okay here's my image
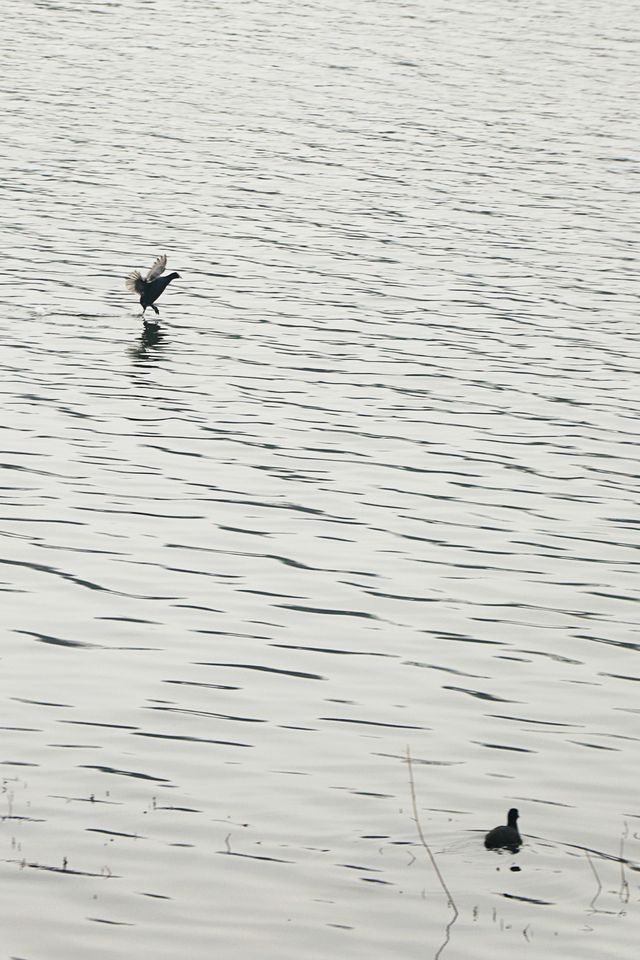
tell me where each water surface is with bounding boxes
[0,1,639,958]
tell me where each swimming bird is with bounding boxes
[484,808,521,852]
[126,255,180,318]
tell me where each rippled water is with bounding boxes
[1,1,639,957]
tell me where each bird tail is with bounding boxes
[126,271,145,295]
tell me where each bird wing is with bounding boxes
[126,270,145,295]
[145,255,167,281]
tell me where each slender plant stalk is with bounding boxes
[406,746,459,920]
[619,825,629,903]
[585,850,602,909]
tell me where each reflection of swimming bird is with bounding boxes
[126,255,180,317]
[484,808,521,851]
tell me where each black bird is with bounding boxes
[126,255,180,318]
[484,808,521,852]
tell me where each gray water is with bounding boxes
[1,1,639,957]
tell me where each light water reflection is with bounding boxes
[1,0,639,958]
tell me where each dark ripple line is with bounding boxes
[406,660,488,679]
[578,634,640,653]
[221,851,293,864]
[320,717,425,730]
[15,629,95,649]
[61,721,137,730]
[599,672,640,683]
[5,859,118,878]
[13,697,71,708]
[490,715,579,728]
[276,603,377,619]
[147,706,265,724]
[354,587,437,603]
[166,544,378,578]
[273,642,393,658]
[0,726,41,732]
[0,557,107,593]
[501,893,554,906]
[570,740,618,751]
[80,765,170,783]
[515,648,582,665]
[78,506,204,519]
[194,628,271,640]
[196,661,325,681]
[0,516,84,525]
[133,732,252,748]
[188,494,327,517]
[164,680,240,691]
[87,829,145,839]
[88,918,134,926]
[0,558,175,600]
[443,686,516,703]
[473,741,535,753]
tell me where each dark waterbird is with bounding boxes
[484,808,521,852]
[126,254,180,318]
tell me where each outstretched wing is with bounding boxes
[126,270,145,295]
[145,255,167,282]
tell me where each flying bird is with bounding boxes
[126,255,180,318]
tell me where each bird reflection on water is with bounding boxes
[128,320,168,363]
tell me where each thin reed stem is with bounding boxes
[585,850,602,909]
[619,825,629,903]
[406,746,459,920]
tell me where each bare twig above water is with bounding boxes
[585,850,602,910]
[406,747,458,915]
[406,747,458,959]
[619,823,629,904]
